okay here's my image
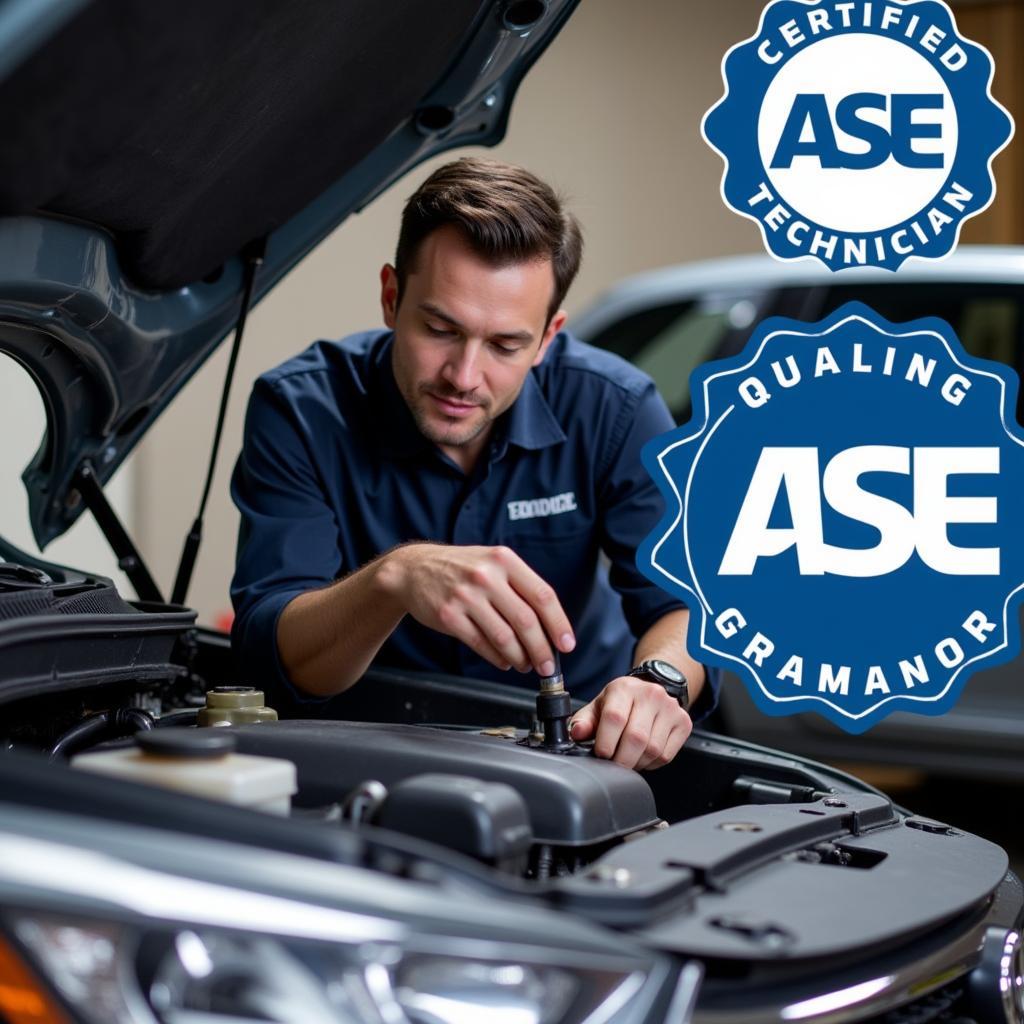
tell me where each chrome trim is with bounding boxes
[666,962,705,1024]
[782,978,895,1021]
[998,930,1022,1024]
[0,833,402,944]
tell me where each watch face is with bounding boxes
[651,659,685,683]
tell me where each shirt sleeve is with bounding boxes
[597,381,720,722]
[229,376,341,705]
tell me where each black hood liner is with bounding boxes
[0,0,483,289]
[0,0,578,554]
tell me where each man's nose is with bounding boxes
[442,343,483,393]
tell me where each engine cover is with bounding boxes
[229,720,659,846]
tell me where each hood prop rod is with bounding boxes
[75,461,164,603]
[171,238,266,607]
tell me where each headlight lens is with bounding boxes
[12,918,143,1024]
[393,956,578,1024]
[10,911,647,1024]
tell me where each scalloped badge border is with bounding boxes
[639,305,1024,733]
[700,0,1015,272]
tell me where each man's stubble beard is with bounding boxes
[410,385,493,448]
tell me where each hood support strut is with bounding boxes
[171,238,265,607]
[75,461,163,604]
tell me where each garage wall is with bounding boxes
[127,0,1022,628]
[955,0,1024,245]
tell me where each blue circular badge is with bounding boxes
[702,0,1013,271]
[638,303,1024,733]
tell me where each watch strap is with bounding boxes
[629,660,690,711]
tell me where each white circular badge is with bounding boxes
[757,34,957,233]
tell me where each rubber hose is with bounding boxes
[49,707,155,760]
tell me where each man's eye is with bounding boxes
[426,323,455,337]
[492,342,521,356]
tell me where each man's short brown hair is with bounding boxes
[394,157,583,323]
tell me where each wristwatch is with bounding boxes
[628,659,689,710]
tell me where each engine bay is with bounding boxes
[0,615,1016,993]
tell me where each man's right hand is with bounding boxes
[378,543,576,675]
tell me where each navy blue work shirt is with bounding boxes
[230,329,716,715]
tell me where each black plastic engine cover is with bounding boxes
[376,774,533,871]
[229,720,659,845]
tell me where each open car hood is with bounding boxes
[0,0,577,550]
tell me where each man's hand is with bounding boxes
[568,676,692,770]
[379,543,576,674]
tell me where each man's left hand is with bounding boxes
[568,676,692,771]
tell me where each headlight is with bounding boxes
[0,827,664,1024]
[10,912,644,1024]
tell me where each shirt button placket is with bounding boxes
[453,495,474,546]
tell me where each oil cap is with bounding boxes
[137,729,236,759]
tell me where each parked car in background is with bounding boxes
[574,249,1024,783]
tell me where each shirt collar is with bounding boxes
[499,367,566,453]
[369,332,566,461]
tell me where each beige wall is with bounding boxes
[132,0,769,625]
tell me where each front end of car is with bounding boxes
[0,662,1020,1024]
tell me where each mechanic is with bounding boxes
[230,157,718,770]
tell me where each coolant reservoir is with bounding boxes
[72,729,297,815]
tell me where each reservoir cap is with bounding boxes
[137,729,237,759]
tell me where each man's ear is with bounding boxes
[533,309,567,366]
[380,264,399,328]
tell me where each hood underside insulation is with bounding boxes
[0,0,483,288]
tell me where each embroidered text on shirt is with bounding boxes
[507,491,578,521]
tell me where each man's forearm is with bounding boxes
[634,608,706,707]
[276,541,579,700]
[276,550,409,698]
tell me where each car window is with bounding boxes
[586,300,696,361]
[632,306,732,416]
[587,293,771,421]
[590,281,1024,422]
[815,283,1024,371]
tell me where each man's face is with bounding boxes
[381,225,566,469]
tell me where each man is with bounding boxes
[231,157,717,770]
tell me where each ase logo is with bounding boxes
[638,303,1024,733]
[702,0,1013,271]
